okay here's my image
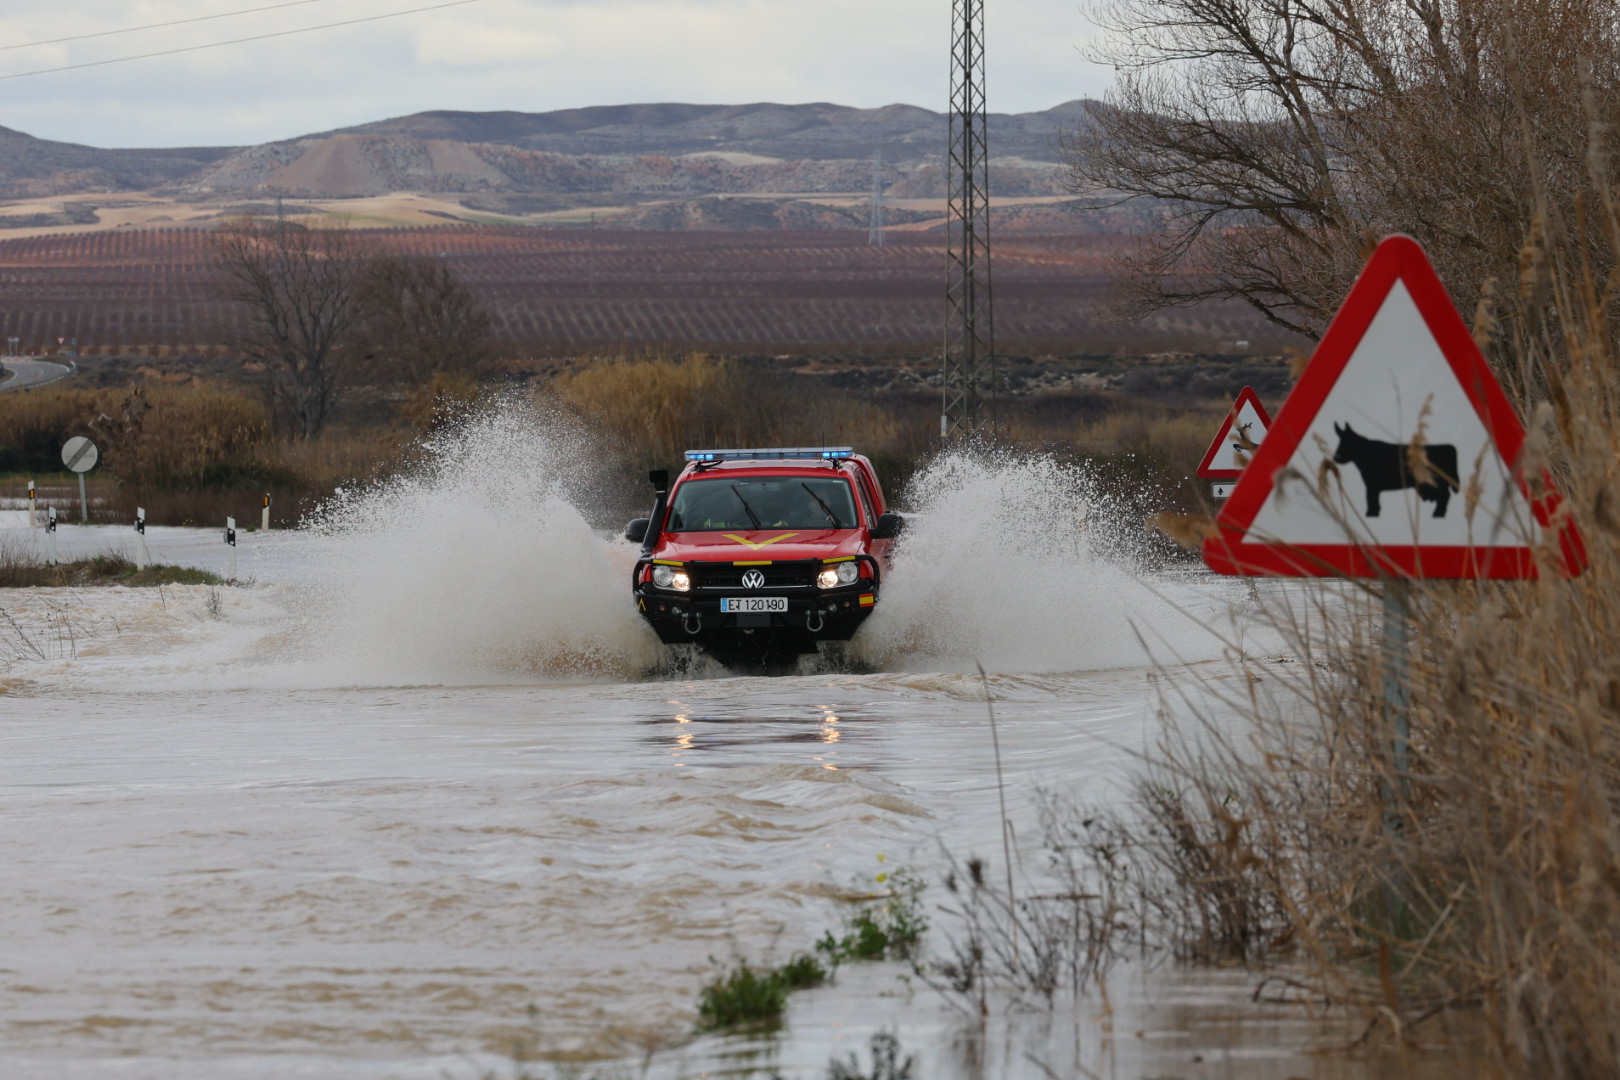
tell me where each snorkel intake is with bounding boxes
[642,469,669,555]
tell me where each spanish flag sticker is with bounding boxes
[859,593,875,607]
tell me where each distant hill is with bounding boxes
[0,125,234,198]
[326,100,1091,162]
[0,100,1095,215]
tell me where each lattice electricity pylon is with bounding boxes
[868,150,886,248]
[941,0,995,439]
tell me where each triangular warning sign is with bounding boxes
[1196,386,1272,479]
[1203,235,1584,579]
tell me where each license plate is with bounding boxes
[721,597,787,613]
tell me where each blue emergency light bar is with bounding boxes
[684,447,854,462]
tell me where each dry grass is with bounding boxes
[548,353,903,467]
[1077,120,1620,1079]
[0,378,412,526]
[0,545,220,588]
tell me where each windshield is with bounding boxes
[666,476,859,532]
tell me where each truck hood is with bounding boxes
[654,528,865,563]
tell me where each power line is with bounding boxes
[0,0,481,81]
[1,0,338,53]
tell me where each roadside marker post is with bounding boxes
[261,494,271,532]
[26,480,36,528]
[225,516,237,582]
[134,507,149,570]
[1200,235,1586,902]
[1196,386,1272,502]
[44,505,58,564]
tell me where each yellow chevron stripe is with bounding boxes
[721,532,799,551]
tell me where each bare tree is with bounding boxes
[352,255,492,385]
[1066,0,1620,342]
[214,217,365,439]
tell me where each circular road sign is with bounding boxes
[61,436,99,474]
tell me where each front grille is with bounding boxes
[687,559,818,591]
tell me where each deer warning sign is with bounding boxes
[1203,235,1585,579]
[1196,385,1272,480]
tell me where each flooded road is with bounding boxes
[2,659,1160,1077]
[0,425,1466,1078]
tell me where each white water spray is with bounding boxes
[295,402,662,684]
[855,449,1232,673]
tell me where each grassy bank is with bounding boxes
[0,548,221,588]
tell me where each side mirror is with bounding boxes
[624,518,649,544]
[869,512,905,540]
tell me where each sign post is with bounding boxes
[1196,386,1272,500]
[60,436,99,522]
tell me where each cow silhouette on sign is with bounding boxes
[1331,423,1459,518]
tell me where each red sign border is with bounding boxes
[1201,235,1586,580]
[1196,385,1273,479]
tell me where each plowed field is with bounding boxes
[0,225,1269,357]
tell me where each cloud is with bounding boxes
[0,0,1112,147]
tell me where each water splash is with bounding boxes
[296,401,663,684]
[854,448,1230,673]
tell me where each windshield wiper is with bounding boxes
[801,482,845,528]
[730,485,763,529]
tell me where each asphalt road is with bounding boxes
[0,356,75,391]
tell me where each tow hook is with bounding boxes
[806,610,825,633]
[683,612,703,636]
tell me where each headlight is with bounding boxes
[652,566,691,592]
[817,562,861,589]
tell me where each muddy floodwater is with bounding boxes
[0,428,1470,1079]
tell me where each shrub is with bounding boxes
[694,953,827,1032]
[0,384,270,490]
[548,353,899,473]
[817,865,928,965]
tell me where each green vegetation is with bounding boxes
[694,952,828,1032]
[693,861,927,1034]
[817,866,928,965]
[0,549,221,588]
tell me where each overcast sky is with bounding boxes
[0,0,1113,149]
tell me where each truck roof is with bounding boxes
[680,458,848,476]
[674,450,889,515]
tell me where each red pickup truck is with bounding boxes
[624,447,903,666]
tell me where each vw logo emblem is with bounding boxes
[741,569,767,590]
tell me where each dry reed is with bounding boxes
[1087,102,1620,1080]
